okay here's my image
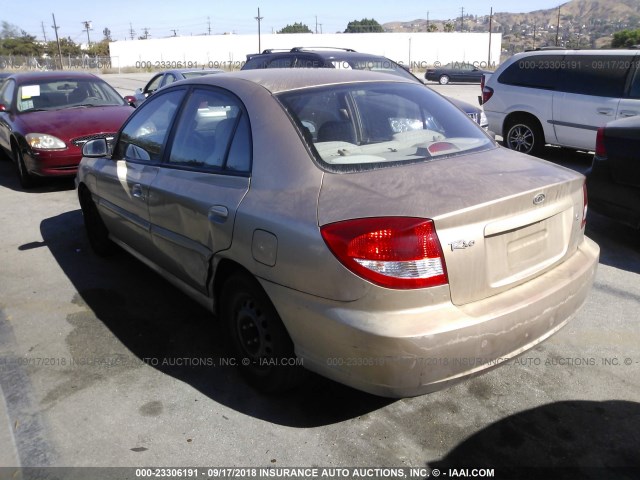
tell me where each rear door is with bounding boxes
[552,54,631,150]
[147,87,251,293]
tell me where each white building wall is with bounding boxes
[109,32,502,70]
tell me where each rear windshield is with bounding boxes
[331,58,417,81]
[277,82,494,172]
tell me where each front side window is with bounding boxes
[161,73,178,87]
[558,55,632,98]
[167,88,251,172]
[114,89,185,162]
[278,82,494,171]
[144,75,163,94]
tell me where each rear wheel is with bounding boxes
[439,75,450,85]
[79,187,116,256]
[221,272,304,393]
[504,117,544,155]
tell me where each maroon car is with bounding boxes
[0,71,133,188]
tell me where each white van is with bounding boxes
[482,49,640,155]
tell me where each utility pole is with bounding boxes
[129,23,136,40]
[41,21,48,43]
[82,21,92,48]
[488,7,493,66]
[533,22,537,49]
[315,15,318,34]
[319,24,323,34]
[51,13,63,70]
[142,28,150,39]
[426,11,429,32]
[207,16,211,35]
[555,6,561,46]
[171,29,178,37]
[460,7,464,32]
[255,8,263,52]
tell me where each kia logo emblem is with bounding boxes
[533,193,546,205]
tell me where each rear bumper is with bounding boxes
[262,236,599,397]
[484,110,506,137]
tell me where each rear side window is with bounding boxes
[167,88,251,173]
[498,55,564,90]
[557,55,632,97]
[267,57,295,68]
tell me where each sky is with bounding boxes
[1,0,565,42]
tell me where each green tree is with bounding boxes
[1,21,21,39]
[444,22,455,32]
[87,39,110,56]
[427,24,438,32]
[612,29,640,48]
[0,31,43,56]
[344,18,383,33]
[278,22,312,34]
[46,37,82,57]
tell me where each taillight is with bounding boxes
[481,74,486,91]
[482,85,494,104]
[320,217,448,289]
[581,181,588,229]
[595,127,606,158]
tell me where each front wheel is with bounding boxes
[13,146,35,189]
[221,272,305,393]
[439,75,450,85]
[504,118,544,155]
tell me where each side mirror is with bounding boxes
[123,95,137,107]
[82,138,109,158]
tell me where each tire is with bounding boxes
[504,117,544,156]
[439,75,450,85]
[13,146,36,189]
[221,272,305,393]
[79,188,116,256]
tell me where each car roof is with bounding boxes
[252,48,393,61]
[177,68,414,94]
[6,71,101,84]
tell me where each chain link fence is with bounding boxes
[0,55,113,71]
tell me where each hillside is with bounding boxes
[383,0,640,53]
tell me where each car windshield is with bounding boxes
[277,81,494,171]
[17,78,125,112]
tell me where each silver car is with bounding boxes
[76,69,599,397]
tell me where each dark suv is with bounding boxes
[242,47,488,128]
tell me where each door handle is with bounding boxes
[208,205,229,223]
[131,183,145,200]
[597,108,614,116]
[619,110,637,118]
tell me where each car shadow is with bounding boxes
[428,400,640,480]
[0,157,75,193]
[37,209,393,428]
[585,210,640,274]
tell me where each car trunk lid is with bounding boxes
[317,147,586,305]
